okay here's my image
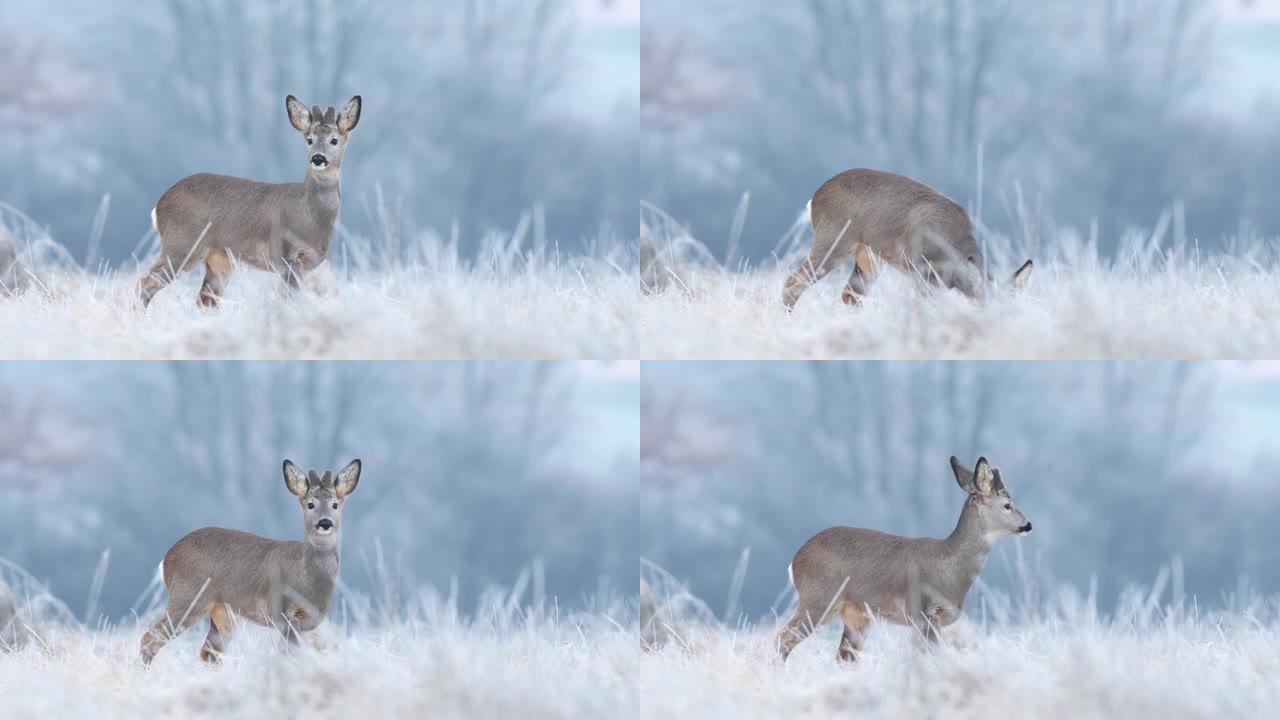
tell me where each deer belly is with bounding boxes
[234,241,276,270]
[224,598,274,627]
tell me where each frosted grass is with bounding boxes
[0,559,636,719]
[639,201,1280,359]
[639,564,1280,719]
[0,202,639,359]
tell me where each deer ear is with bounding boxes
[335,458,361,497]
[950,455,977,494]
[991,467,1007,495]
[283,459,308,496]
[338,95,361,134]
[974,457,996,496]
[286,95,311,133]
[1011,259,1033,290]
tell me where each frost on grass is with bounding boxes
[0,203,639,359]
[638,564,1280,719]
[0,559,636,719]
[639,203,1280,359]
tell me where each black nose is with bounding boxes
[316,518,333,530]
[311,154,327,166]
[1020,522,1033,533]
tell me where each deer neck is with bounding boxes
[304,169,342,205]
[304,537,341,574]
[941,499,994,592]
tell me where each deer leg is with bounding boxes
[278,603,321,648]
[279,262,305,291]
[840,244,879,307]
[279,246,321,292]
[199,602,235,663]
[836,601,871,663]
[784,224,853,310]
[915,591,959,648]
[197,248,233,308]
[139,594,211,664]
[139,619,170,664]
[138,254,180,308]
[776,601,828,662]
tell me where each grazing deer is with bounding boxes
[139,95,362,307]
[777,455,1031,663]
[782,169,1033,309]
[139,459,361,664]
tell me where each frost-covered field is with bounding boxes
[640,205,1280,359]
[0,566,635,719]
[0,205,638,359]
[639,577,1280,719]
[637,616,1280,719]
[0,615,635,719]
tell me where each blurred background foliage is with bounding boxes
[0,0,638,262]
[642,0,1280,260]
[641,361,1280,619]
[0,361,639,619]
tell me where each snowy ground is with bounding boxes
[0,617,635,719]
[639,206,1280,359]
[638,575,1280,719]
[0,205,638,359]
[636,616,1280,719]
[0,565,636,720]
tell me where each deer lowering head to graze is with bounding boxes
[777,455,1031,664]
[782,169,1033,309]
[139,459,361,664]
[139,95,362,308]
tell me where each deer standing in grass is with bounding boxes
[782,169,1033,309]
[777,455,1031,663]
[139,95,362,307]
[139,459,361,664]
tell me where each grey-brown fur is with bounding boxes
[777,455,1031,663]
[139,458,361,664]
[783,168,1033,308]
[139,95,362,307]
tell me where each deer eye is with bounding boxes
[306,137,314,145]
[1003,503,1012,511]
[307,502,316,510]
[329,138,338,146]
[331,502,338,510]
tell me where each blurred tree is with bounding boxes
[644,0,1228,259]
[0,33,90,211]
[0,362,635,619]
[6,1,633,261]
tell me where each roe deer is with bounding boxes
[782,169,1033,309]
[139,459,361,663]
[139,95,362,307]
[776,455,1031,663]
